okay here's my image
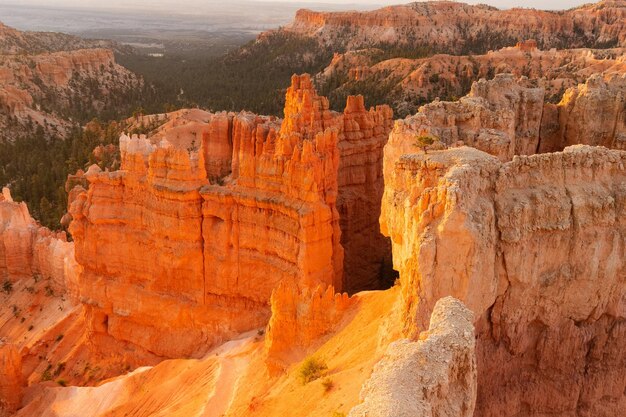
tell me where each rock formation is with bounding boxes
[0,342,22,417]
[67,74,391,358]
[0,187,79,298]
[0,22,142,139]
[381,143,626,416]
[129,109,235,181]
[265,280,352,368]
[202,75,344,299]
[389,72,626,162]
[286,1,626,51]
[316,39,625,117]
[349,297,476,417]
[338,95,394,292]
[540,73,626,152]
[388,74,544,162]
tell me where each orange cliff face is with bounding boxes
[265,281,352,370]
[0,342,22,416]
[543,73,626,152]
[286,1,626,50]
[67,74,392,359]
[380,141,626,415]
[386,74,545,163]
[339,95,394,292]
[0,187,79,298]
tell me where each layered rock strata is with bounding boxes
[540,73,626,152]
[389,74,544,161]
[0,342,22,417]
[287,1,626,51]
[381,144,626,416]
[348,297,476,417]
[265,280,352,368]
[68,74,392,358]
[0,188,79,298]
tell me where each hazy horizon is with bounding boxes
[0,0,594,12]
[0,0,599,40]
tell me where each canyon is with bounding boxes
[65,73,393,360]
[0,22,142,140]
[3,69,625,416]
[1,1,626,416]
[286,1,626,52]
[317,44,626,116]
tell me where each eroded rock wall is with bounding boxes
[338,96,394,292]
[391,74,544,162]
[68,137,246,358]
[287,1,626,51]
[0,188,78,298]
[68,74,393,358]
[381,143,626,416]
[202,75,344,299]
[265,280,352,369]
[0,343,22,417]
[348,297,476,417]
[540,73,626,152]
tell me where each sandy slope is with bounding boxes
[15,287,402,416]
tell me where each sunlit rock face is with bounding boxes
[540,73,626,152]
[348,297,476,417]
[381,142,626,416]
[0,187,79,299]
[286,1,626,51]
[388,74,545,162]
[265,280,352,370]
[0,342,22,417]
[202,75,344,301]
[68,74,392,358]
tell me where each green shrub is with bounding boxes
[299,357,328,384]
[2,280,13,294]
[414,135,437,154]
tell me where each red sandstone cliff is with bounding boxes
[316,45,626,117]
[0,342,22,417]
[1,187,79,298]
[0,22,141,139]
[67,74,391,358]
[286,1,626,51]
[381,143,626,416]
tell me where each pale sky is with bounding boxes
[1,0,592,11]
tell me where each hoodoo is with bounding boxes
[67,74,392,358]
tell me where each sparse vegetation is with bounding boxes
[322,377,334,393]
[41,364,53,381]
[414,135,437,154]
[57,379,68,387]
[45,285,54,297]
[2,280,13,294]
[299,357,328,384]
